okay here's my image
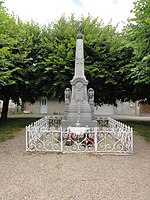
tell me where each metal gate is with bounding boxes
[26,116,133,155]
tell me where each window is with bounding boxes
[41,98,47,105]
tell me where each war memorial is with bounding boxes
[26,22,133,155]
[61,23,97,128]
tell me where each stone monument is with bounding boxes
[61,22,97,128]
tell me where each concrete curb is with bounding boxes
[8,114,150,121]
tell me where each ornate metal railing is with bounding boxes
[93,117,133,154]
[26,116,133,155]
[26,116,62,151]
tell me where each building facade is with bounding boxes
[1,97,150,116]
[23,98,150,116]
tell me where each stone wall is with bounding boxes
[24,100,64,115]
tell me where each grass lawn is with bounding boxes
[0,118,39,142]
[120,120,150,143]
[0,118,150,143]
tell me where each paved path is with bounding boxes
[113,115,150,121]
[0,129,150,200]
[8,114,150,121]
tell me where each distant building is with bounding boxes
[23,97,150,116]
[1,97,149,116]
[0,99,19,114]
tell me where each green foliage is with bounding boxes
[37,15,77,99]
[124,0,150,103]
[82,17,134,105]
[0,4,17,88]
[34,14,134,105]
[128,0,150,56]
[52,112,63,115]
[0,3,44,119]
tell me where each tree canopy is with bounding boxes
[123,0,150,103]
[35,15,134,105]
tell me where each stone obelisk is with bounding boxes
[61,22,97,128]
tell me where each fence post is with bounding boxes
[131,127,134,154]
[26,126,28,151]
[61,127,63,152]
[95,127,97,152]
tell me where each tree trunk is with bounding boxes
[21,101,25,112]
[1,98,9,121]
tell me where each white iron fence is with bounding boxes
[26,116,133,155]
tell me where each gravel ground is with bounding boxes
[0,130,150,200]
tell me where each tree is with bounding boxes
[0,3,20,120]
[124,0,150,103]
[0,3,42,120]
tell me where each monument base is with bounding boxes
[61,119,97,129]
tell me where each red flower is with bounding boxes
[87,137,94,143]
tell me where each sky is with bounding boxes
[4,0,134,28]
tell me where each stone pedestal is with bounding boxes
[61,35,97,128]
